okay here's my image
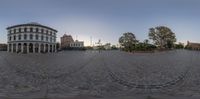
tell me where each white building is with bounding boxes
[70,40,84,48]
[104,43,111,50]
[7,22,57,53]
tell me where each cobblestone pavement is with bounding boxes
[0,50,200,99]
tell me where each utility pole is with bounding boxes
[96,39,102,53]
[90,36,92,47]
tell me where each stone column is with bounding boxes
[44,44,46,53]
[16,43,18,53]
[27,43,29,53]
[21,44,24,53]
[11,43,13,53]
[33,43,35,53]
[55,44,57,52]
[38,43,41,53]
[48,44,50,53]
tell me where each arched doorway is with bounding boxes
[53,45,55,52]
[18,43,21,53]
[40,44,44,53]
[50,45,52,52]
[13,43,16,52]
[35,43,39,53]
[29,43,33,53]
[45,44,48,53]
[23,43,27,53]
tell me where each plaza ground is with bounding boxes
[0,50,200,99]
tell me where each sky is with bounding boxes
[0,0,200,46]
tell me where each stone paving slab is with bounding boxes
[0,50,200,98]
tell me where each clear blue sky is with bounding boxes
[0,0,200,46]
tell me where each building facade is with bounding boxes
[103,43,111,50]
[0,44,7,51]
[187,41,200,50]
[70,40,84,48]
[7,22,57,53]
[60,34,74,49]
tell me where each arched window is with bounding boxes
[30,34,33,40]
[9,36,12,41]
[35,35,39,40]
[24,34,27,40]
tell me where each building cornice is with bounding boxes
[6,23,58,32]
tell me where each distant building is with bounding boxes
[60,34,74,49]
[103,43,111,50]
[187,41,200,50]
[0,44,7,51]
[70,40,84,48]
[60,34,84,49]
[6,22,57,53]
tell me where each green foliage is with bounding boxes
[119,32,138,52]
[111,45,118,50]
[85,46,93,50]
[133,42,157,51]
[184,45,192,50]
[148,26,176,49]
[175,43,184,49]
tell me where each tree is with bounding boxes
[175,42,184,49]
[143,39,149,44]
[148,26,176,49]
[111,45,118,50]
[119,32,138,52]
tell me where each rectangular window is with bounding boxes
[19,28,21,32]
[14,29,16,33]
[46,37,48,41]
[36,35,38,40]
[24,28,27,32]
[30,28,33,32]
[19,35,21,40]
[14,36,16,40]
[30,34,33,40]
[41,35,44,40]
[24,34,27,40]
